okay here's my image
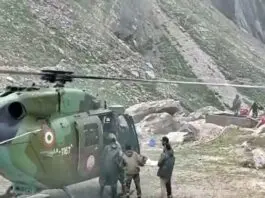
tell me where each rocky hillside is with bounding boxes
[212,0,265,43]
[1,0,265,110]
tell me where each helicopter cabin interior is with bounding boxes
[92,110,140,153]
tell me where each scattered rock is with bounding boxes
[187,106,223,121]
[131,70,140,78]
[6,76,15,83]
[237,148,254,168]
[125,99,184,123]
[177,119,223,140]
[145,70,156,79]
[255,125,265,134]
[140,112,175,135]
[177,122,200,137]
[221,125,239,133]
[241,141,252,151]
[145,159,158,166]
[166,132,195,144]
[173,114,195,126]
[252,148,265,169]
[145,62,154,69]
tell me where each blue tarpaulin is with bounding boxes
[148,138,156,147]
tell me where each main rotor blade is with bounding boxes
[0,69,42,76]
[72,75,265,89]
[0,69,265,89]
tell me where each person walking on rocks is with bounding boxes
[249,101,263,118]
[231,94,242,116]
[157,140,175,198]
[122,144,147,198]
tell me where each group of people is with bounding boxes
[232,94,264,118]
[99,133,175,198]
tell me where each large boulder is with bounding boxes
[125,99,184,123]
[236,147,254,168]
[177,119,223,140]
[237,147,265,169]
[252,148,265,169]
[187,106,223,121]
[177,122,200,135]
[172,114,194,130]
[139,112,175,135]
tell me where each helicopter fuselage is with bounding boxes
[0,86,140,194]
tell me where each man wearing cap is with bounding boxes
[157,136,175,198]
[99,134,125,198]
[122,144,147,198]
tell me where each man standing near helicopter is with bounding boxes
[107,133,127,196]
[122,144,147,198]
[99,134,126,198]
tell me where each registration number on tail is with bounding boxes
[52,144,73,156]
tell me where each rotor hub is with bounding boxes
[40,70,73,86]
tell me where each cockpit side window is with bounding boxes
[118,115,129,128]
[100,114,116,134]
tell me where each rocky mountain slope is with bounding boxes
[212,0,265,43]
[1,0,265,110]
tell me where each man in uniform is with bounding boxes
[249,101,264,118]
[231,94,242,116]
[99,134,125,198]
[107,133,127,196]
[157,137,175,198]
[122,145,147,198]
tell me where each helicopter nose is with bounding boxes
[0,123,18,144]
[0,102,24,145]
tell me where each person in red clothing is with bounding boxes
[240,108,249,116]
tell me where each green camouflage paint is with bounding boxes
[0,86,139,194]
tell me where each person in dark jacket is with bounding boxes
[99,136,125,198]
[157,142,175,198]
[231,94,242,116]
[161,136,170,148]
[249,101,264,118]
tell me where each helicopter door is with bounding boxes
[74,113,103,178]
[118,114,140,154]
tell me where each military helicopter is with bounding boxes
[0,69,264,198]
[0,69,142,198]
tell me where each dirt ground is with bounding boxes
[1,130,265,198]
[139,131,265,198]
